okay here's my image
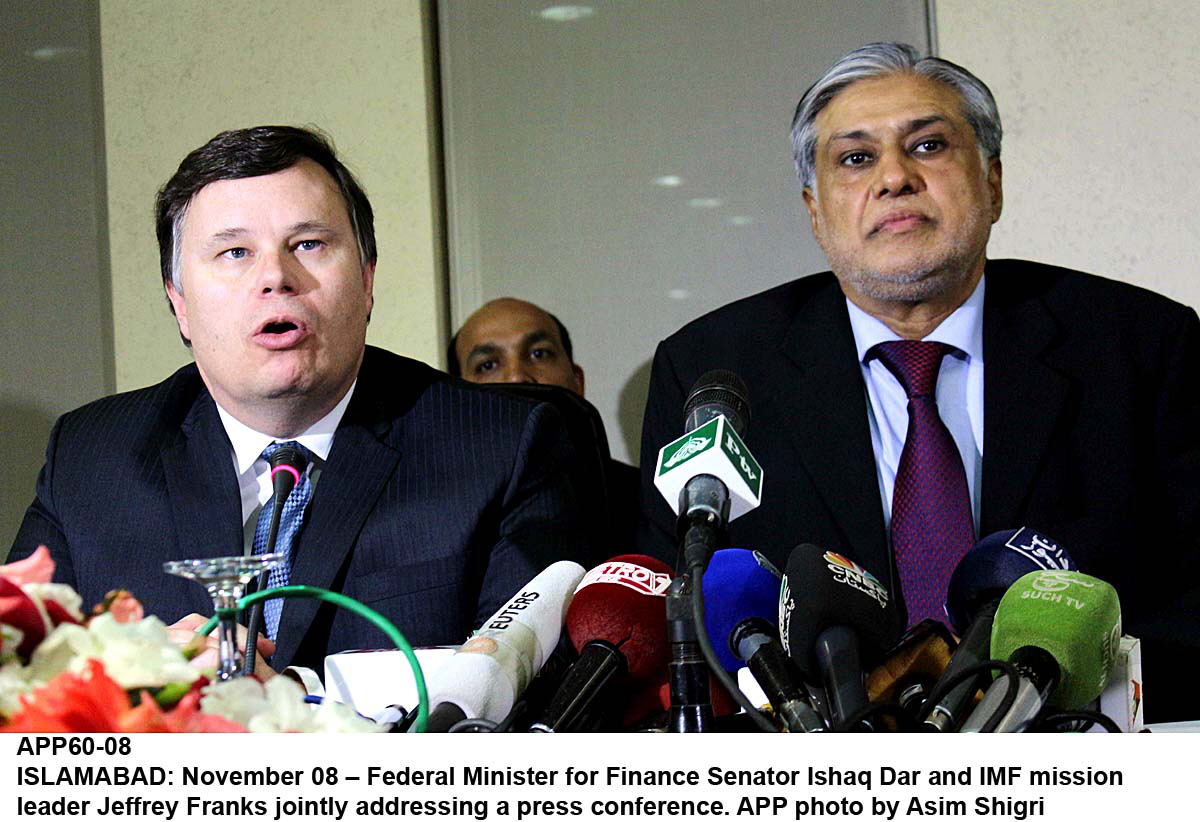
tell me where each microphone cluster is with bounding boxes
[392,372,1130,733]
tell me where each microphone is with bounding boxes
[923,527,1074,731]
[780,544,903,730]
[865,619,956,726]
[423,560,585,732]
[530,555,673,732]
[243,443,309,676]
[959,569,1121,733]
[685,370,750,433]
[703,549,825,732]
[652,371,762,569]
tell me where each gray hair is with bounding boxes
[791,42,1002,191]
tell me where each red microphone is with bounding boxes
[529,554,673,732]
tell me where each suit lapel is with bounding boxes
[273,355,406,666]
[776,279,890,578]
[980,266,1070,534]
[161,389,244,562]
[159,387,245,615]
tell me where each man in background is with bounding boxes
[451,298,640,549]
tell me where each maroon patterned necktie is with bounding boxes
[869,340,975,627]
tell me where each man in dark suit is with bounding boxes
[639,43,1199,721]
[10,126,590,673]
[449,297,641,550]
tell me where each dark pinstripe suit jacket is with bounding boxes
[639,261,1200,722]
[10,346,591,671]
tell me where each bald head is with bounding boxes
[451,298,585,395]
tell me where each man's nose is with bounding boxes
[500,362,537,384]
[255,249,300,294]
[873,149,922,198]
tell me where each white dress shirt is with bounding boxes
[215,382,356,552]
[845,277,985,534]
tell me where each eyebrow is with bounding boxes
[466,342,502,363]
[827,115,950,145]
[465,329,560,362]
[286,220,339,236]
[201,227,249,249]
[522,329,558,348]
[200,220,341,249]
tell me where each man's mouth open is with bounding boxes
[254,318,308,349]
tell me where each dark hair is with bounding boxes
[447,306,574,377]
[155,125,376,294]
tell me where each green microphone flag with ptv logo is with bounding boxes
[654,415,763,521]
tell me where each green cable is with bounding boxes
[199,585,428,733]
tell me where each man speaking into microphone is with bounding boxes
[638,42,1199,721]
[9,126,592,673]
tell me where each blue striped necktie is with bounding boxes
[251,441,313,640]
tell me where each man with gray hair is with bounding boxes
[639,43,1198,722]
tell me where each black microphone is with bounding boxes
[678,370,751,568]
[684,370,750,434]
[651,370,761,571]
[242,443,309,676]
[922,527,1075,732]
[780,544,903,730]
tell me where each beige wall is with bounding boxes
[100,0,444,392]
[938,2,1200,310]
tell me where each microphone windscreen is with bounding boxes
[702,549,781,671]
[684,370,750,435]
[780,544,902,680]
[990,570,1122,709]
[566,554,673,681]
[479,560,586,672]
[946,527,1075,634]
[426,560,586,721]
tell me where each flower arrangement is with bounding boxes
[0,547,381,733]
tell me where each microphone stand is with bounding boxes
[666,477,727,732]
[242,446,305,677]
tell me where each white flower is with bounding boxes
[0,661,37,718]
[200,676,384,733]
[0,625,24,666]
[27,614,199,691]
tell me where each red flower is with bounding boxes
[2,659,247,733]
[3,658,131,732]
[0,546,81,660]
[0,577,51,660]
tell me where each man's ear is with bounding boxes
[362,261,376,322]
[802,187,822,240]
[573,363,586,397]
[165,282,190,342]
[987,157,1003,224]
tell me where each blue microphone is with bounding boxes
[703,549,825,732]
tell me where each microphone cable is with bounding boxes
[686,554,780,733]
[915,658,1022,733]
[243,444,309,677]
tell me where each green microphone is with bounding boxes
[960,570,1121,732]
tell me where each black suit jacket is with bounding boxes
[11,346,593,671]
[639,260,1200,722]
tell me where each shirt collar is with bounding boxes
[846,274,985,363]
[216,380,357,476]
